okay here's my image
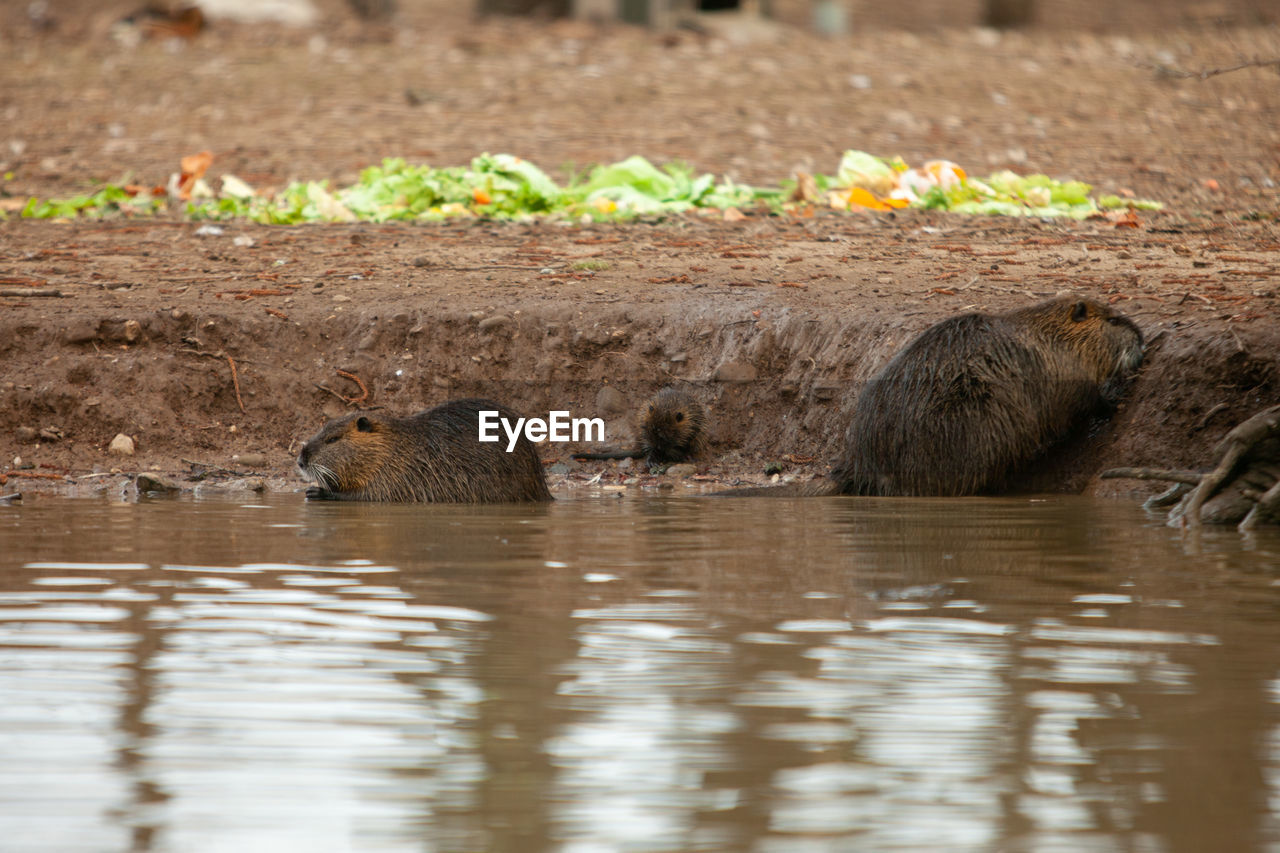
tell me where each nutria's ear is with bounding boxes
[1070,301,1089,323]
[355,416,374,432]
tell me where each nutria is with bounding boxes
[721,296,1144,497]
[573,386,708,466]
[298,398,552,503]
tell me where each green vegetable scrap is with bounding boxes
[20,150,1162,223]
[23,184,166,219]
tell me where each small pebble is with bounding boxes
[235,452,268,468]
[595,386,627,417]
[136,473,180,493]
[666,463,697,478]
[108,434,135,456]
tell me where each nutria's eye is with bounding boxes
[1070,301,1089,323]
[675,412,684,422]
[1107,317,1122,326]
[355,416,373,433]
[324,434,340,445]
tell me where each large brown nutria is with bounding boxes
[721,296,1144,497]
[573,386,708,466]
[298,398,552,503]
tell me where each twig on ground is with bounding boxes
[179,347,247,414]
[1137,56,1280,80]
[335,369,369,406]
[1197,402,1229,431]
[227,354,246,413]
[314,384,350,404]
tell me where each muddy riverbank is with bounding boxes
[2,213,1276,499]
[1,2,1277,498]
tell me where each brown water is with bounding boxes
[0,493,1277,852]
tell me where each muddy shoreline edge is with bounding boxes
[3,217,1276,503]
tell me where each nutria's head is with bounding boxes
[1012,296,1144,383]
[640,386,707,462]
[297,412,394,493]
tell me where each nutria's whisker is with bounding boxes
[308,463,337,490]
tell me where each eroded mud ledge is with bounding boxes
[2,218,1276,500]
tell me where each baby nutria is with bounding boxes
[722,296,1143,497]
[573,386,708,466]
[298,398,552,503]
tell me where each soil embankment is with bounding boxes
[1,214,1276,498]
[0,2,1277,498]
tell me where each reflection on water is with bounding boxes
[0,495,1277,851]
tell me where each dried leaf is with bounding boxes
[175,150,213,200]
[180,150,213,180]
[1113,210,1142,229]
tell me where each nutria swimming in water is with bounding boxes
[573,386,708,466]
[298,398,552,503]
[721,296,1144,497]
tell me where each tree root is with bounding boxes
[1099,467,1202,485]
[1103,404,1280,531]
[1144,482,1192,510]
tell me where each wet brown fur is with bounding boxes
[298,398,552,503]
[721,297,1143,498]
[639,386,708,464]
[574,386,708,465]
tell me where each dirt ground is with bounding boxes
[0,0,1277,500]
